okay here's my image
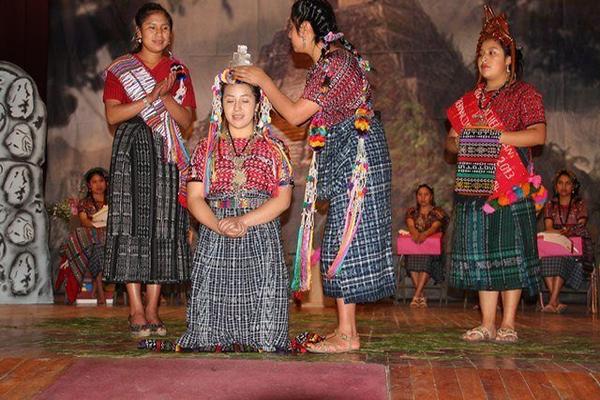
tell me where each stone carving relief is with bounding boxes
[0,61,51,303]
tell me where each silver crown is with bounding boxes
[230,45,252,67]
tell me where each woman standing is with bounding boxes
[102,3,195,337]
[404,184,448,308]
[445,5,546,343]
[541,170,594,313]
[234,0,395,353]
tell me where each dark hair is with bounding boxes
[131,3,173,53]
[290,0,364,66]
[415,183,435,208]
[84,167,108,198]
[552,169,581,200]
[476,39,524,82]
[85,167,108,184]
[291,0,337,43]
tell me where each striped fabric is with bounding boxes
[103,118,190,283]
[177,192,289,352]
[318,117,395,303]
[107,55,190,204]
[449,199,541,295]
[540,256,585,290]
[405,255,444,284]
[455,127,502,199]
[61,227,105,283]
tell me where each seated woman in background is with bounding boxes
[404,184,448,308]
[58,167,109,304]
[541,169,595,313]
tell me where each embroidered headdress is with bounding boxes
[476,5,517,83]
[202,46,292,195]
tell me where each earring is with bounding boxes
[302,36,306,48]
[506,65,510,73]
[137,37,142,43]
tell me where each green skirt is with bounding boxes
[449,199,541,295]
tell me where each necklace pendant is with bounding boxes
[232,156,247,191]
[233,156,244,170]
[473,111,486,125]
[232,169,247,190]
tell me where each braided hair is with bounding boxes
[290,0,369,70]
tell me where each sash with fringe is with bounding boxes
[106,54,190,207]
[447,87,547,213]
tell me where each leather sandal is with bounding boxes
[541,304,557,313]
[306,331,360,353]
[128,316,150,338]
[495,327,518,343]
[410,297,420,308]
[147,322,167,336]
[462,326,494,342]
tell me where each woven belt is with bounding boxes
[209,197,264,209]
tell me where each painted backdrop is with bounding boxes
[46,0,600,274]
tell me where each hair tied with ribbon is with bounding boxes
[323,31,344,44]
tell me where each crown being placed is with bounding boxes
[230,45,252,67]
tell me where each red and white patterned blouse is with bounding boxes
[189,136,293,196]
[301,49,371,126]
[103,54,196,109]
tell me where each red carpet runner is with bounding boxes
[38,358,388,399]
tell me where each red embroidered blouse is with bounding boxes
[544,198,588,230]
[301,49,371,126]
[189,136,293,196]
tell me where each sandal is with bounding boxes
[410,297,420,308]
[495,327,518,343]
[556,304,568,314]
[128,316,151,338]
[462,326,494,342]
[147,322,167,336]
[541,304,557,313]
[419,297,428,308]
[306,331,360,353]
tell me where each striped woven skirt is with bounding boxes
[177,191,289,352]
[405,255,444,284]
[540,256,585,290]
[103,118,190,283]
[449,199,541,295]
[317,117,396,304]
[60,227,105,283]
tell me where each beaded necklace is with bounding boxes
[558,197,573,228]
[225,130,256,192]
[477,79,510,110]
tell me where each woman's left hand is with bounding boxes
[232,66,267,87]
